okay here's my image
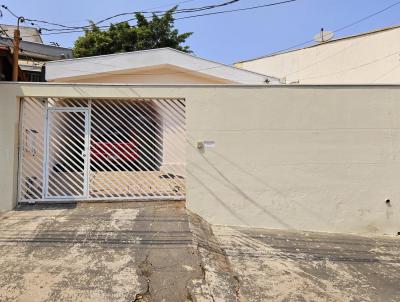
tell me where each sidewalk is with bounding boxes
[0,202,398,301]
[213,225,400,302]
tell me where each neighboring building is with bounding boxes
[0,45,25,81]
[235,25,400,84]
[0,24,73,81]
[46,47,279,84]
[0,24,43,43]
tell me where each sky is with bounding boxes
[1,0,400,64]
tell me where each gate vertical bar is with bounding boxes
[84,100,92,198]
[42,99,50,199]
[18,97,186,203]
[16,98,25,204]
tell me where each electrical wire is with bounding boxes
[299,50,400,81]
[0,1,220,38]
[41,47,271,78]
[334,0,400,34]
[0,6,13,40]
[29,0,200,30]
[276,1,400,80]
[16,0,297,38]
[372,62,400,83]
[0,4,18,19]
[175,0,296,20]
[19,0,201,34]
[92,0,240,27]
[146,0,199,10]
[249,0,400,59]
[3,0,241,32]
[283,34,365,77]
[0,37,68,58]
[0,23,12,39]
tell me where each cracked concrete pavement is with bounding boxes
[0,202,237,302]
[213,226,400,302]
[0,201,399,301]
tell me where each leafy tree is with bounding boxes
[73,8,192,58]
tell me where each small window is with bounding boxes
[24,71,42,82]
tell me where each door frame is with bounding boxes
[42,107,90,200]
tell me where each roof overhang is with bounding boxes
[0,38,73,61]
[45,48,279,84]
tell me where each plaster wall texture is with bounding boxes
[52,66,231,85]
[0,83,399,235]
[0,93,19,211]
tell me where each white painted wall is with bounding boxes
[51,66,231,85]
[46,48,277,84]
[0,91,20,211]
[236,26,400,84]
[185,86,400,235]
[0,83,399,236]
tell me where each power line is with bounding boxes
[23,0,200,32]
[42,0,295,33]
[2,0,241,32]
[333,0,400,34]
[17,0,297,38]
[146,0,199,10]
[22,29,85,37]
[36,48,270,80]
[278,1,400,79]
[176,0,296,20]
[254,0,400,58]
[0,23,12,39]
[300,50,400,81]
[92,0,240,27]
[372,62,400,83]
[0,7,13,39]
[283,34,364,77]
[0,4,18,19]
[0,37,67,58]
[1,1,238,38]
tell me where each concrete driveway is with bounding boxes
[0,201,236,302]
[213,226,400,302]
[0,202,399,302]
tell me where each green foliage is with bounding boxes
[73,8,192,58]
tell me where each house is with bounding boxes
[0,24,43,43]
[0,45,25,81]
[45,47,279,84]
[0,24,73,81]
[235,25,400,84]
[1,82,399,236]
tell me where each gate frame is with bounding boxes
[17,97,186,204]
[43,107,91,201]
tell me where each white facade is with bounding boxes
[46,48,279,85]
[236,26,400,84]
[1,83,400,236]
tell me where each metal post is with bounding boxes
[12,17,24,81]
[12,27,20,81]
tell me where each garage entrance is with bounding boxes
[18,97,186,203]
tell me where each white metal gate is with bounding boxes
[44,108,90,199]
[18,97,186,203]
